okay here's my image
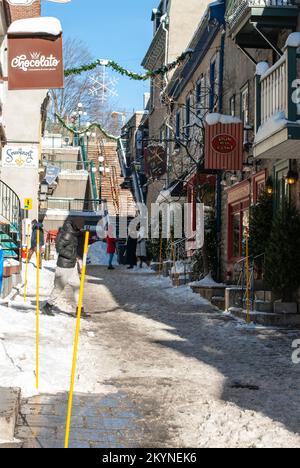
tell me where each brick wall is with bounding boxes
[4,0,41,24]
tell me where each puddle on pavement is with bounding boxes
[16,391,146,448]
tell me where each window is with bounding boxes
[209,61,216,112]
[240,84,249,126]
[232,213,241,259]
[196,80,202,105]
[210,53,220,112]
[229,95,236,117]
[175,111,181,140]
[185,96,191,138]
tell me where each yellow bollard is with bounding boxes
[65,231,90,449]
[23,223,31,302]
[36,228,40,390]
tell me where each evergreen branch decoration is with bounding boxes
[55,113,120,141]
[64,49,194,80]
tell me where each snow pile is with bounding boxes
[0,261,114,398]
[285,32,300,48]
[8,17,62,37]
[171,261,192,275]
[87,241,119,266]
[136,274,213,308]
[256,62,269,76]
[206,113,242,126]
[255,111,288,143]
[190,273,225,288]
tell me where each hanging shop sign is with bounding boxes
[8,34,64,90]
[45,166,60,186]
[2,145,39,168]
[144,145,167,179]
[205,122,243,171]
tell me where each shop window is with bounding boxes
[232,212,241,258]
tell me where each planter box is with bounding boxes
[274,302,298,315]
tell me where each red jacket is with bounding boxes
[106,236,117,254]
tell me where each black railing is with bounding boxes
[226,0,295,27]
[41,197,107,213]
[0,180,22,259]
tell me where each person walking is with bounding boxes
[43,220,85,317]
[125,228,137,270]
[106,225,117,270]
[27,220,44,269]
[136,225,148,268]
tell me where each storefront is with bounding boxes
[226,171,267,266]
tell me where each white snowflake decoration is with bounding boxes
[88,67,118,103]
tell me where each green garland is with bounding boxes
[55,113,120,141]
[64,49,194,80]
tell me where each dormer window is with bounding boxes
[151,8,162,34]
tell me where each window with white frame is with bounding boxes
[241,83,249,126]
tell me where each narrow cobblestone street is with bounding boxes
[15,267,300,448]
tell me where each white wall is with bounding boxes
[0,36,48,220]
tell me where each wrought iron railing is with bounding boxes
[41,197,106,213]
[226,0,295,28]
[0,180,21,259]
[45,160,92,172]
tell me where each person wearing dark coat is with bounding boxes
[125,235,137,269]
[43,220,85,317]
[27,220,44,269]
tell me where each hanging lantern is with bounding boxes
[286,169,298,186]
[266,176,273,195]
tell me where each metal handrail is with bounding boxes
[110,165,121,213]
[0,180,22,259]
[45,160,92,172]
[41,197,106,213]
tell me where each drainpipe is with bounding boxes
[161,15,170,187]
[216,28,226,282]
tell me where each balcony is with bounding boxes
[253,43,300,159]
[226,0,298,49]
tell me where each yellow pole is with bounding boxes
[65,231,90,449]
[36,228,40,390]
[23,222,30,302]
[245,230,250,324]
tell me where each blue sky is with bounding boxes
[43,0,157,116]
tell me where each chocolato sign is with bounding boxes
[2,145,39,168]
[211,134,237,154]
[8,35,64,90]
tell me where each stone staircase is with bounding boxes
[88,141,136,219]
[0,387,22,448]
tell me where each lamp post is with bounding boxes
[71,103,87,146]
[98,156,105,201]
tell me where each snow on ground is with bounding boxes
[189,273,226,288]
[0,260,118,398]
[87,241,118,266]
[134,272,214,308]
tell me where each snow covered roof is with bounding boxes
[8,17,62,37]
